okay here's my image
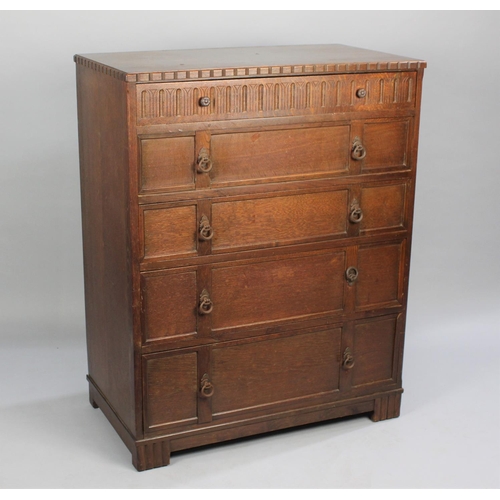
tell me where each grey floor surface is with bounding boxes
[1,303,499,489]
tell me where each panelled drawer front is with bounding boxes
[144,351,198,431]
[351,316,399,388]
[140,240,406,345]
[211,251,346,332]
[357,180,408,235]
[140,249,346,344]
[357,119,410,173]
[210,126,350,186]
[138,119,412,194]
[141,314,403,433]
[211,329,342,418]
[141,136,195,193]
[211,189,349,252]
[141,270,198,342]
[354,240,405,311]
[137,72,417,125]
[141,190,350,262]
[140,184,407,262]
[142,204,197,260]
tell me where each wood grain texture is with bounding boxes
[212,190,348,252]
[361,120,409,172]
[76,45,425,470]
[351,316,398,388]
[140,136,195,192]
[211,251,346,331]
[211,329,341,416]
[143,204,197,259]
[75,44,426,83]
[359,181,407,234]
[371,392,402,422]
[76,63,136,435]
[355,241,404,310]
[141,271,197,342]
[144,351,198,430]
[136,73,417,125]
[210,125,350,186]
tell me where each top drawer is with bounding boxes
[137,72,417,126]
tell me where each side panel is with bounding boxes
[77,64,136,434]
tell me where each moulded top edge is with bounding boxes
[74,44,426,83]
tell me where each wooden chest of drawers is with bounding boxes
[75,44,426,471]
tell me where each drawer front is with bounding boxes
[138,120,412,195]
[142,204,197,260]
[349,316,400,388]
[140,249,346,344]
[357,180,408,235]
[140,136,195,193]
[144,351,199,431]
[211,328,342,417]
[140,183,408,262]
[140,240,406,344]
[210,125,350,186]
[141,314,402,432]
[211,251,346,333]
[354,241,405,311]
[141,270,198,342]
[137,72,417,125]
[358,119,410,173]
[211,189,349,252]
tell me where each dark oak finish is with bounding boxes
[140,136,195,193]
[211,190,349,251]
[210,125,350,185]
[76,44,425,471]
[211,251,346,331]
[210,329,342,417]
[76,63,137,435]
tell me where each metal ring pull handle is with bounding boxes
[199,215,214,241]
[342,347,355,370]
[345,266,359,285]
[197,148,213,173]
[200,374,214,398]
[198,289,213,315]
[351,137,367,161]
[349,200,364,224]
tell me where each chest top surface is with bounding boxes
[74,44,426,83]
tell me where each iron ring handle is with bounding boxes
[197,148,213,173]
[351,137,367,161]
[345,266,359,285]
[200,374,215,398]
[199,225,214,241]
[199,297,213,315]
[342,348,355,370]
[199,215,214,241]
[349,207,364,224]
[200,380,215,398]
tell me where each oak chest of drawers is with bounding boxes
[75,44,426,471]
